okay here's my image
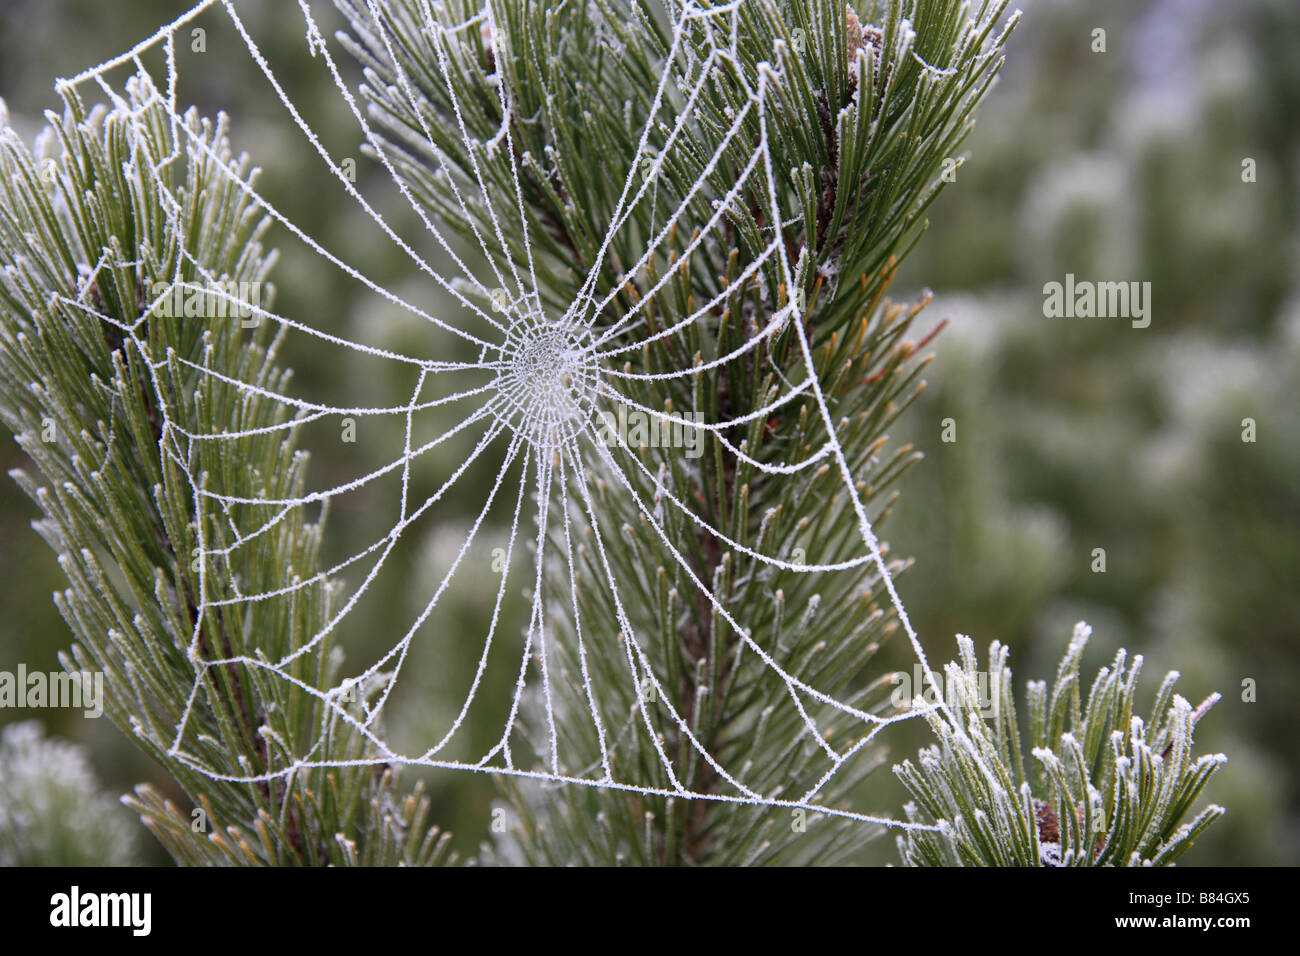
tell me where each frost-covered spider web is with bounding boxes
[61,0,976,829]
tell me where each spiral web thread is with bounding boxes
[58,0,989,830]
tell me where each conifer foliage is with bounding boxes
[0,0,1225,865]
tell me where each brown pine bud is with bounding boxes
[1034,798,1060,845]
[845,6,887,98]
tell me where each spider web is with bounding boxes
[59,0,979,831]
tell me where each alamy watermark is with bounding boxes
[50,886,151,936]
[594,406,705,459]
[1042,273,1152,329]
[149,279,264,326]
[0,664,104,718]
[890,665,997,717]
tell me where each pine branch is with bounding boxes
[0,82,450,866]
[339,0,1019,864]
[893,623,1226,866]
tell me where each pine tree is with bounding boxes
[0,0,1225,866]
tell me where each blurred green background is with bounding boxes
[0,0,1296,865]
